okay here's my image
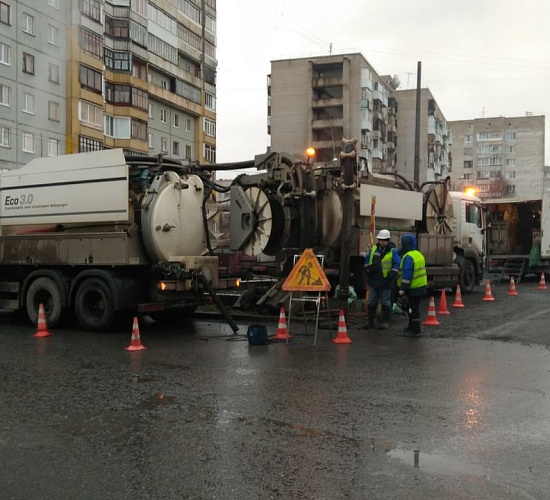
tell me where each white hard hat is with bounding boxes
[377,229,391,240]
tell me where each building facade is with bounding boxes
[0,0,216,170]
[391,88,452,185]
[268,53,394,172]
[268,53,451,186]
[448,115,545,199]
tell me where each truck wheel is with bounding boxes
[460,259,476,293]
[75,278,115,332]
[25,277,63,327]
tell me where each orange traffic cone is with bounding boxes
[482,280,495,301]
[332,309,352,344]
[507,276,518,296]
[125,316,147,351]
[33,303,52,338]
[452,285,465,308]
[422,296,440,326]
[273,307,292,341]
[538,273,547,290]
[437,290,451,315]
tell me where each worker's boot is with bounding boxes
[403,319,422,337]
[402,317,413,333]
[361,306,376,329]
[378,306,391,330]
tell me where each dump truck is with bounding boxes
[0,149,236,332]
[202,149,486,301]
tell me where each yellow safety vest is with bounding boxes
[368,245,395,278]
[398,250,427,289]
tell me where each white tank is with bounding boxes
[141,170,207,262]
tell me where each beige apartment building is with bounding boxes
[268,53,451,186]
[0,0,217,169]
[448,115,545,200]
[268,53,394,172]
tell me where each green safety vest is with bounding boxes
[368,245,396,278]
[398,250,427,289]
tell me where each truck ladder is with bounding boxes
[500,258,527,284]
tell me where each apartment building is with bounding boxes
[391,88,452,185]
[448,115,545,200]
[268,53,394,172]
[0,0,216,170]
[268,53,451,187]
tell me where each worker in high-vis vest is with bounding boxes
[363,229,401,330]
[398,233,428,337]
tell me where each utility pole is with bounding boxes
[414,61,422,185]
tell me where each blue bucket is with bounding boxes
[247,324,268,345]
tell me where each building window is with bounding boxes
[160,109,167,123]
[81,0,100,22]
[161,137,168,152]
[105,16,129,38]
[205,92,216,111]
[0,2,10,25]
[203,144,215,163]
[48,25,60,46]
[185,145,192,159]
[22,13,35,35]
[148,103,153,118]
[131,119,147,141]
[506,158,516,166]
[0,126,10,148]
[78,100,103,129]
[48,0,60,8]
[22,132,34,153]
[79,135,103,152]
[49,101,60,121]
[173,141,179,156]
[463,147,473,156]
[79,64,102,93]
[104,49,130,71]
[22,53,35,74]
[506,131,516,141]
[463,173,472,181]
[505,171,516,180]
[23,93,35,114]
[104,116,130,138]
[185,118,191,132]
[463,160,473,169]
[0,42,10,65]
[0,84,10,106]
[464,135,473,143]
[505,185,516,195]
[477,132,502,141]
[48,63,60,83]
[80,28,103,59]
[47,139,59,157]
[132,58,147,80]
[203,118,215,137]
[173,114,179,128]
[148,133,154,149]
[131,0,147,17]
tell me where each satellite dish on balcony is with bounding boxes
[388,75,401,91]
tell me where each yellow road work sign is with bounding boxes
[282,248,331,292]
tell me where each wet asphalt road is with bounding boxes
[1,278,550,500]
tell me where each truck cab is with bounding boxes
[450,190,486,291]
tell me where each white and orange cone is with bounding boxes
[482,280,495,301]
[33,303,53,338]
[332,309,352,344]
[538,273,547,290]
[422,296,440,326]
[452,285,465,308]
[273,307,292,341]
[507,276,518,296]
[125,317,147,351]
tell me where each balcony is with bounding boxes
[312,75,343,87]
[312,97,342,108]
[312,118,344,129]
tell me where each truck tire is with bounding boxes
[460,259,476,293]
[75,278,115,332]
[25,277,63,327]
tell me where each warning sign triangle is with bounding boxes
[282,248,331,292]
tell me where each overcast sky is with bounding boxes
[215,0,550,175]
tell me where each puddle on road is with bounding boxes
[388,447,484,477]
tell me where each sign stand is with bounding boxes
[282,249,332,346]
